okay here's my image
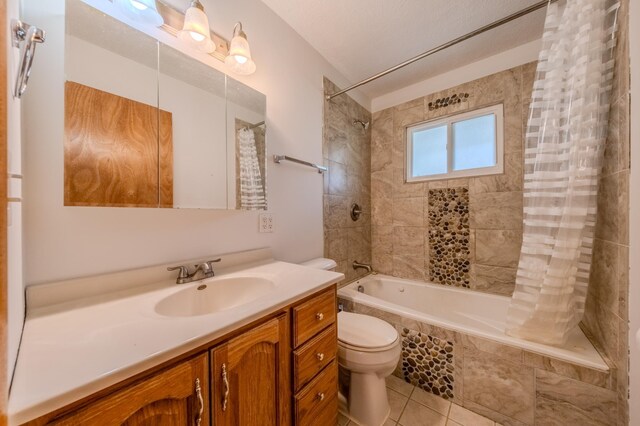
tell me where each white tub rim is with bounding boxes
[338,274,609,372]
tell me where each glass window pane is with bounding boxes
[452,114,496,171]
[411,125,447,177]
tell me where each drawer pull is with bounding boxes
[195,378,203,426]
[316,312,324,321]
[316,352,325,361]
[317,392,325,401]
[222,363,229,411]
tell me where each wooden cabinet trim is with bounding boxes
[293,360,338,426]
[48,354,209,426]
[293,324,337,392]
[292,287,337,348]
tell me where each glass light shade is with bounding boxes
[115,0,164,27]
[224,31,256,75]
[177,3,215,53]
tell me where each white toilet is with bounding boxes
[301,258,402,426]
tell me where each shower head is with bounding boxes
[353,119,369,130]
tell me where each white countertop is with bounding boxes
[9,257,343,425]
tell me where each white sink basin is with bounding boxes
[155,277,276,317]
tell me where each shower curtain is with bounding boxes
[238,128,267,210]
[505,0,619,345]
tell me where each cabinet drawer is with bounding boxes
[293,324,337,391]
[293,288,336,348]
[294,361,338,426]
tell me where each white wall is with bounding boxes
[19,0,369,291]
[628,0,639,423]
[371,39,541,112]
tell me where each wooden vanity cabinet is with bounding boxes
[210,315,290,426]
[49,354,209,426]
[291,288,338,426]
[25,285,338,426]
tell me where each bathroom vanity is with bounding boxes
[9,250,341,425]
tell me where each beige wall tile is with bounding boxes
[392,168,425,198]
[523,352,610,388]
[618,170,629,245]
[469,151,523,194]
[469,192,523,230]
[472,265,516,295]
[595,173,619,243]
[328,160,348,195]
[324,194,349,229]
[589,238,620,315]
[392,197,424,227]
[618,244,629,321]
[475,230,522,268]
[463,347,534,424]
[393,255,425,280]
[535,369,617,426]
[392,226,425,256]
[372,195,393,227]
[461,335,523,365]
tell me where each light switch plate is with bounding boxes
[259,213,274,233]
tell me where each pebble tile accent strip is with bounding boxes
[428,187,471,287]
[400,328,455,399]
[427,93,470,110]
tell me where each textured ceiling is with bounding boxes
[260,0,546,100]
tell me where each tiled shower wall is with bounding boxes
[582,0,631,423]
[370,63,534,296]
[323,78,372,282]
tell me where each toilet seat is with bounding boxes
[338,311,399,351]
[338,336,400,353]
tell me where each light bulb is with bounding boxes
[190,32,205,42]
[130,0,148,10]
[234,55,248,64]
[115,0,164,27]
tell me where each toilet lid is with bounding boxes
[338,311,398,349]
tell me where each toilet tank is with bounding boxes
[300,258,337,271]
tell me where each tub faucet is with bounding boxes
[167,258,221,284]
[352,261,372,273]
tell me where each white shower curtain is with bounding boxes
[238,128,267,210]
[506,0,619,345]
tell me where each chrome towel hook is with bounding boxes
[11,19,46,99]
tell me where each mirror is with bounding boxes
[63,1,267,210]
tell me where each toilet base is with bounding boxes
[347,371,391,426]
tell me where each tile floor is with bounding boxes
[337,375,499,426]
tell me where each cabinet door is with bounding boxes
[50,354,209,426]
[211,315,290,426]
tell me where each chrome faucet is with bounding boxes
[167,258,221,284]
[352,261,372,273]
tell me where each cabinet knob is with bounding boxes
[316,352,324,361]
[316,312,324,321]
[317,392,325,401]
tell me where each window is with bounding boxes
[406,104,504,182]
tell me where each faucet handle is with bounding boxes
[167,265,190,279]
[207,258,222,265]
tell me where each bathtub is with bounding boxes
[338,274,608,371]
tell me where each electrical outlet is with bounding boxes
[259,213,274,233]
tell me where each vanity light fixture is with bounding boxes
[114,0,164,27]
[177,0,216,53]
[225,22,256,75]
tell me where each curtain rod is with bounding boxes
[325,0,557,101]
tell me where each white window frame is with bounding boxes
[406,103,504,182]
